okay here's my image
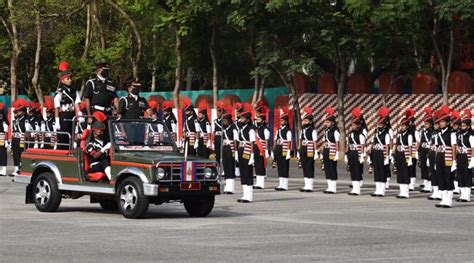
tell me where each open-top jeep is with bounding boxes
[15,118,221,219]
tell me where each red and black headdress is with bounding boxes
[435,105,450,123]
[302,106,313,122]
[422,106,433,124]
[324,106,336,122]
[351,107,363,125]
[377,106,390,125]
[460,109,472,125]
[400,108,415,126]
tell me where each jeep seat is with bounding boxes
[80,129,106,182]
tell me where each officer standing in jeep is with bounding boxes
[84,60,118,123]
[11,99,33,177]
[54,62,81,149]
[117,78,148,119]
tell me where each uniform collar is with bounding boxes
[94,138,104,145]
[97,74,105,82]
[128,93,138,100]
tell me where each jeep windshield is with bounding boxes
[111,120,175,152]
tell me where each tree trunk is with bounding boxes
[443,24,455,105]
[4,0,20,102]
[173,24,182,108]
[91,0,105,50]
[80,3,92,95]
[251,74,259,106]
[209,21,218,107]
[258,78,265,101]
[151,64,157,92]
[31,6,44,105]
[106,0,142,79]
[335,51,347,152]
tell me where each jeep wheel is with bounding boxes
[99,199,118,211]
[117,177,149,219]
[33,173,61,212]
[183,196,215,217]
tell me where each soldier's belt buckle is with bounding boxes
[277,139,283,145]
[324,142,329,148]
[396,146,404,152]
[215,132,222,136]
[422,142,429,148]
[349,145,357,151]
[302,140,308,146]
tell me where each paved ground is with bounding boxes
[1,162,474,263]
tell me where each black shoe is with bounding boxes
[275,187,287,191]
[253,186,263,189]
[409,189,415,192]
[224,191,234,195]
[323,190,335,194]
[370,193,377,197]
[237,199,250,203]
[435,203,443,207]
[0,174,6,177]
[420,184,425,188]
[377,194,384,197]
[396,195,402,199]
[441,205,451,208]
[299,188,306,192]
[399,196,408,199]
[427,196,436,200]
[435,198,442,201]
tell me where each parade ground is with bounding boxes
[1,163,474,263]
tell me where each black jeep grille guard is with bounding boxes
[155,161,220,182]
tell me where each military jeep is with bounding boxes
[15,118,221,219]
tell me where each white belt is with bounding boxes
[93,105,112,111]
[215,131,222,136]
[373,144,385,150]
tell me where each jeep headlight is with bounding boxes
[204,168,214,179]
[157,168,166,180]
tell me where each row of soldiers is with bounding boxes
[1,60,472,207]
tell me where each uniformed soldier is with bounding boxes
[386,119,395,190]
[419,107,434,193]
[407,110,419,191]
[26,101,42,149]
[11,99,32,176]
[162,100,177,142]
[85,112,112,181]
[117,78,148,119]
[54,61,81,149]
[370,107,391,197]
[298,107,318,192]
[182,99,199,156]
[234,102,244,177]
[0,103,9,176]
[274,107,292,191]
[236,103,256,203]
[253,104,271,190]
[322,107,340,194]
[345,107,366,196]
[450,111,461,195]
[213,100,225,165]
[84,60,118,121]
[221,105,238,194]
[143,101,164,146]
[42,100,58,149]
[427,118,442,200]
[455,109,473,202]
[434,106,457,208]
[197,103,211,158]
[394,110,414,199]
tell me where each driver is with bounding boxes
[86,113,112,181]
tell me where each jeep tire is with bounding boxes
[117,177,149,219]
[33,173,62,212]
[183,196,215,217]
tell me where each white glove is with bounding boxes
[334,151,340,161]
[426,159,430,167]
[206,139,212,149]
[101,142,112,153]
[234,152,239,162]
[407,159,413,167]
[469,158,474,169]
[271,151,274,160]
[248,153,255,166]
[78,116,85,123]
[54,117,61,131]
[451,160,457,172]
[194,141,199,149]
[367,156,372,165]
[265,151,270,159]
[415,151,419,160]
[5,141,10,150]
[344,154,348,164]
[359,154,365,164]
[33,143,38,149]
[296,151,301,160]
[314,151,319,161]
[384,157,389,166]
[286,151,291,160]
